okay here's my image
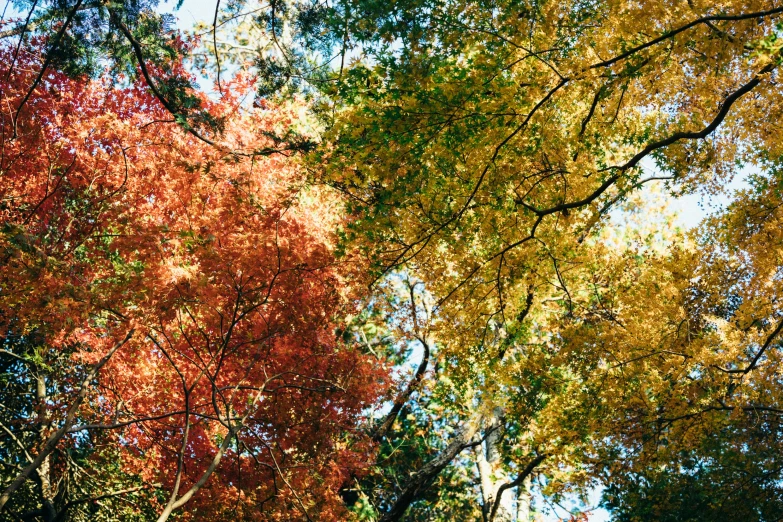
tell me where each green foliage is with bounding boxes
[5,0,221,136]
[0,334,163,521]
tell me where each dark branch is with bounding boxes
[715,316,783,375]
[589,6,783,70]
[488,454,547,522]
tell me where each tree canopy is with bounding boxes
[3,0,783,520]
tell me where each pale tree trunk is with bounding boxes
[475,407,515,522]
[476,407,542,522]
[515,474,532,522]
[36,373,56,522]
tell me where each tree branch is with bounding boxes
[589,6,783,70]
[378,413,483,522]
[714,316,783,375]
[488,454,546,522]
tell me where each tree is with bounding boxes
[0,42,387,521]
[311,0,783,518]
[557,163,783,521]
[194,0,783,516]
[0,0,317,154]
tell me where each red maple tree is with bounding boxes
[0,43,387,521]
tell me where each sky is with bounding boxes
[172,0,217,30]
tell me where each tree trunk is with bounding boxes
[36,373,56,522]
[476,407,515,522]
[378,413,483,522]
[515,475,532,522]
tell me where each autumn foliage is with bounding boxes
[0,43,386,521]
[6,1,783,521]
